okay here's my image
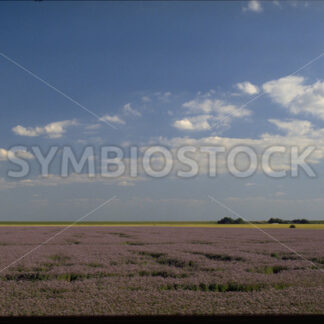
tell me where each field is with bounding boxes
[1,222,324,229]
[0,226,323,315]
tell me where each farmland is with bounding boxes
[0,222,324,229]
[0,226,323,315]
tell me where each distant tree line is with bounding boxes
[267,218,310,224]
[217,217,310,224]
[217,217,246,224]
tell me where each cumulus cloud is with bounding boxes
[263,76,305,106]
[174,96,251,131]
[243,0,263,13]
[99,114,125,125]
[161,117,324,175]
[0,148,9,161]
[236,81,260,95]
[263,76,324,120]
[123,103,141,117]
[182,98,251,119]
[0,148,34,161]
[268,119,314,136]
[173,115,212,131]
[12,120,77,139]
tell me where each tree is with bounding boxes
[268,218,285,224]
[292,219,310,224]
[218,217,246,224]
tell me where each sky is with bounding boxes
[1,0,324,221]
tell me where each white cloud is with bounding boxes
[263,76,305,106]
[12,120,77,139]
[263,76,324,120]
[0,148,34,161]
[243,1,263,13]
[176,96,251,131]
[236,81,260,95]
[123,103,141,117]
[0,148,9,161]
[268,119,314,136]
[183,98,251,119]
[173,115,212,131]
[99,114,125,125]
[161,117,324,175]
[15,150,35,160]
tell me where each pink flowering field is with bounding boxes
[0,226,323,315]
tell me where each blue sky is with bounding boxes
[1,1,324,221]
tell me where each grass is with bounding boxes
[310,257,324,265]
[3,272,118,282]
[270,253,300,261]
[124,241,146,246]
[49,254,71,263]
[138,270,188,278]
[32,263,56,272]
[160,282,290,292]
[39,287,69,297]
[247,265,288,274]
[86,262,104,268]
[192,252,245,262]
[109,232,133,238]
[138,251,166,259]
[138,251,196,268]
[157,257,196,268]
[65,239,81,245]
